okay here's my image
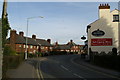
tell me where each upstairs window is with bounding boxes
[113,15,119,22]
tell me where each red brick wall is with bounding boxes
[41,46,49,53]
[70,46,80,52]
[15,44,39,54]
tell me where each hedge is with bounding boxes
[2,54,24,78]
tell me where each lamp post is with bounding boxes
[25,16,44,60]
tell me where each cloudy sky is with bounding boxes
[0,2,118,44]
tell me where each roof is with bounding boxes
[36,39,52,47]
[110,9,120,12]
[53,40,79,50]
[26,37,39,46]
[16,35,26,44]
[66,41,78,48]
[7,34,51,46]
[53,45,71,50]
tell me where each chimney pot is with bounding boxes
[19,31,24,36]
[99,3,110,9]
[32,35,36,39]
[70,40,73,43]
[55,42,58,46]
[47,39,51,44]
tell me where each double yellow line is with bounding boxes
[36,61,44,80]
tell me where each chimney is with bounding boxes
[70,40,73,43]
[55,42,58,46]
[10,29,16,50]
[19,31,24,37]
[32,34,36,39]
[47,39,51,44]
[99,4,110,9]
[99,4,110,18]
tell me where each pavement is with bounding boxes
[6,59,38,79]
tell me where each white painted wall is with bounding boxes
[88,8,119,53]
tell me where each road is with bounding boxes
[33,54,119,80]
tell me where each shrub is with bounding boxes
[39,52,43,57]
[2,54,24,78]
[28,53,37,58]
[3,45,16,56]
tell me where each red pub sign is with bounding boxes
[91,38,112,46]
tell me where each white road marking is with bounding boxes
[71,57,120,79]
[60,65,86,79]
[73,73,87,80]
[60,65,69,71]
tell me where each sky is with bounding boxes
[0,2,119,44]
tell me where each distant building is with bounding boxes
[53,40,84,53]
[53,42,70,52]
[87,4,120,54]
[6,30,52,54]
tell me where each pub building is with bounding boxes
[87,4,120,55]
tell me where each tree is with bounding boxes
[2,0,11,47]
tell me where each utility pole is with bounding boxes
[0,18,2,80]
[1,0,8,79]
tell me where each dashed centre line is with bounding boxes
[60,65,86,80]
[60,65,69,71]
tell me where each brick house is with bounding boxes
[53,42,71,52]
[66,40,81,53]
[53,40,84,53]
[6,30,52,54]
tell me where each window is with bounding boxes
[19,45,21,47]
[27,45,29,48]
[37,46,39,49]
[30,45,33,49]
[50,47,52,50]
[41,47,44,49]
[24,45,26,48]
[113,15,119,22]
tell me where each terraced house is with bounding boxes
[6,30,52,54]
[53,40,84,53]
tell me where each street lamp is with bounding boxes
[25,16,44,60]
